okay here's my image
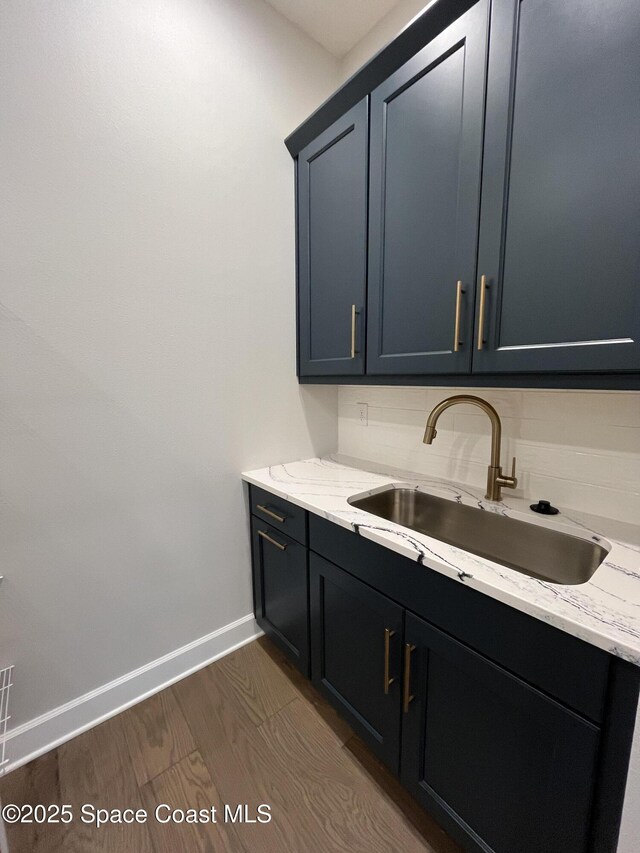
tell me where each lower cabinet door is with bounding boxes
[310,553,403,772]
[251,517,309,676]
[401,612,600,853]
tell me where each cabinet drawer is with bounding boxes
[250,485,307,546]
[251,517,309,676]
[309,514,609,722]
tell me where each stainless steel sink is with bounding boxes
[348,487,609,585]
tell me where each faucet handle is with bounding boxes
[505,456,518,489]
[497,456,518,492]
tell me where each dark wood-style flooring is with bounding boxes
[0,637,461,852]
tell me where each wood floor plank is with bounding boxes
[58,713,137,801]
[344,735,463,853]
[173,662,330,853]
[257,697,437,853]
[121,687,195,786]
[141,750,244,853]
[257,636,354,744]
[0,750,65,853]
[215,639,298,726]
[0,638,460,853]
[57,713,154,853]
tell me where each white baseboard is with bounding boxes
[3,613,263,774]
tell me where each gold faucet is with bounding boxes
[423,394,518,502]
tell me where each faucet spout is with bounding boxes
[422,394,517,502]
[423,424,437,443]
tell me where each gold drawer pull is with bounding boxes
[403,643,416,713]
[350,304,359,359]
[477,274,488,351]
[257,530,287,551]
[256,504,286,523]
[453,280,464,353]
[383,628,395,695]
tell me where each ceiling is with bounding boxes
[264,0,404,57]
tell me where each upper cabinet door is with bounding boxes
[367,0,489,375]
[474,0,640,373]
[297,99,368,376]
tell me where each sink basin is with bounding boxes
[348,487,609,585]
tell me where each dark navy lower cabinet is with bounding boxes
[401,612,600,853]
[309,553,403,772]
[251,516,309,676]
[250,500,640,852]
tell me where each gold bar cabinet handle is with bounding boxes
[350,304,358,359]
[256,504,286,523]
[477,274,488,351]
[453,280,464,353]
[383,628,395,694]
[257,529,287,551]
[403,643,416,713]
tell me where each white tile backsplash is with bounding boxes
[338,386,640,525]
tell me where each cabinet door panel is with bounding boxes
[298,99,368,376]
[474,0,640,372]
[310,553,403,771]
[401,612,599,853]
[251,518,309,675]
[367,0,488,375]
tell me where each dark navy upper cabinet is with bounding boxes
[291,0,640,384]
[473,0,640,374]
[367,0,489,375]
[297,99,368,376]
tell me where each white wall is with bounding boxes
[339,386,640,524]
[340,0,432,80]
[0,0,339,763]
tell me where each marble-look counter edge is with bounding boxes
[242,458,640,667]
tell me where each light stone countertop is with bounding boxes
[242,455,640,666]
